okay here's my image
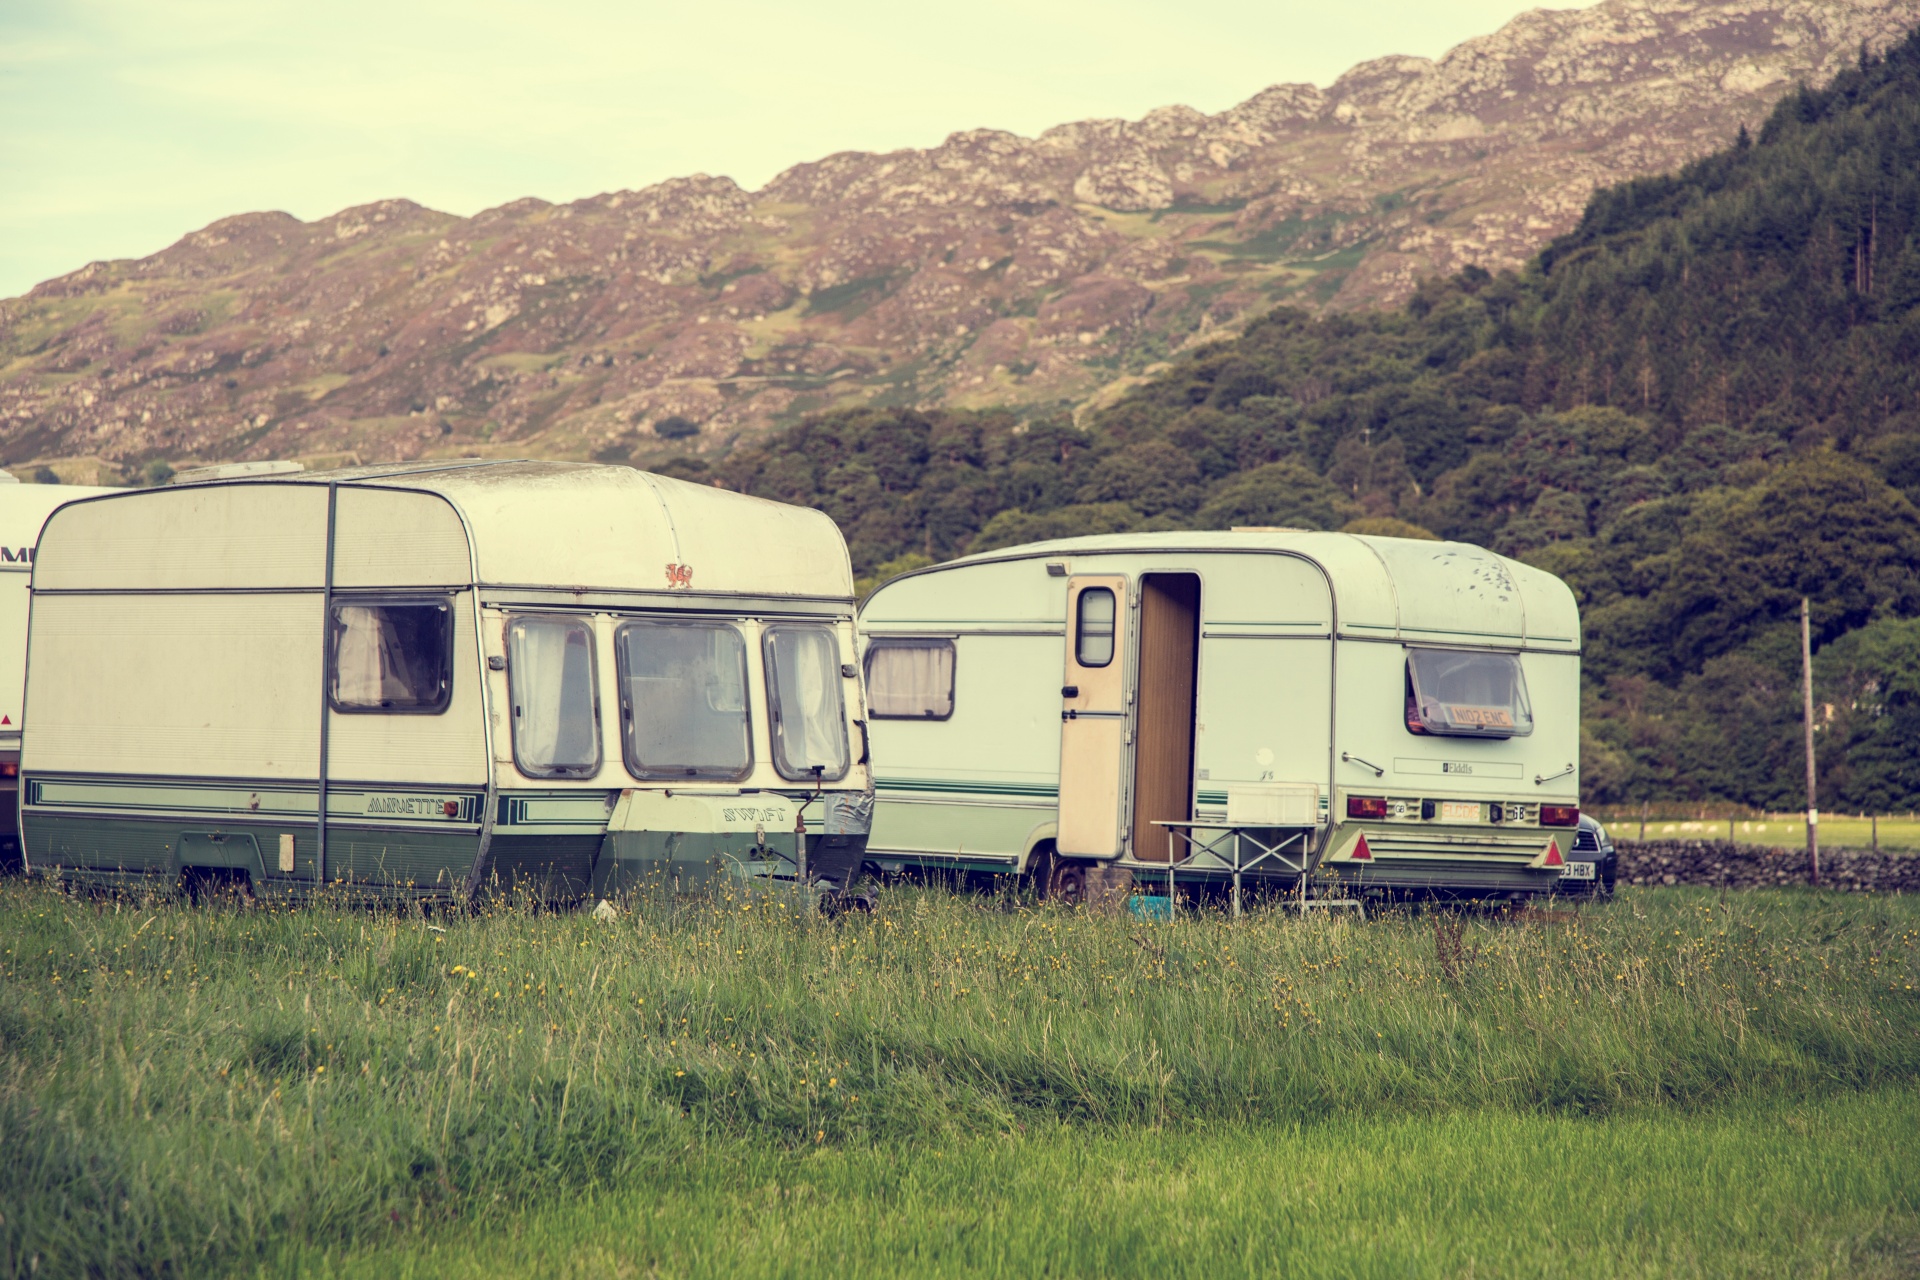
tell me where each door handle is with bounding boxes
[1061,685,1079,698]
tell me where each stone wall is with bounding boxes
[1616,841,1920,892]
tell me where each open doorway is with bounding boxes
[1131,573,1200,862]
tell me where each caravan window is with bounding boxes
[1075,587,1116,668]
[864,639,954,719]
[1404,647,1533,739]
[764,626,851,781]
[330,599,453,713]
[615,620,751,780]
[507,616,602,778]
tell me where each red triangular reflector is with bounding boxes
[0,715,9,724]
[1541,837,1562,867]
[1351,833,1372,861]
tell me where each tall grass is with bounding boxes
[1,881,1915,1276]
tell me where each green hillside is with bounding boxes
[717,33,1920,815]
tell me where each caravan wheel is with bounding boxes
[1048,859,1090,906]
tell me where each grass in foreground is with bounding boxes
[1,882,1916,1277]
[298,1089,1920,1280]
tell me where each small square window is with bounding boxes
[865,639,955,719]
[329,599,453,714]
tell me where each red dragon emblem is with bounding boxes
[665,563,693,590]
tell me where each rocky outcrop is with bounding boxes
[3,0,1916,470]
[1618,841,1920,892]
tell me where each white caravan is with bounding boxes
[22,461,873,903]
[0,476,120,866]
[858,531,1585,904]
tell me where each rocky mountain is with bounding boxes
[4,0,1917,476]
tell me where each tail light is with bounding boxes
[0,761,16,779]
[1347,795,1388,819]
[1540,804,1579,827]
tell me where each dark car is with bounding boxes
[1557,813,1616,897]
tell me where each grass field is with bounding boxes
[2,880,1916,1278]
[297,1092,1920,1279]
[1603,813,1920,852]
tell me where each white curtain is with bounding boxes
[868,643,952,717]
[334,606,418,705]
[510,618,599,771]
[511,619,571,768]
[772,628,847,776]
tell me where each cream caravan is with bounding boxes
[858,532,1585,904]
[0,476,120,868]
[21,462,873,903]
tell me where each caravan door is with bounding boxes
[1057,575,1128,856]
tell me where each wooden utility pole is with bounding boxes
[1801,598,1820,886]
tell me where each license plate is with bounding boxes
[1559,861,1596,880]
[1438,801,1480,822]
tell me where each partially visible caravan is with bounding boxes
[21,461,873,903]
[858,532,1585,904]
[0,476,121,867]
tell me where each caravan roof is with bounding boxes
[880,530,1579,650]
[34,460,853,603]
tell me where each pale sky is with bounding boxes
[0,0,1566,299]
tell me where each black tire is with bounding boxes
[1048,858,1090,906]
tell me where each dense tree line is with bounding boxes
[712,32,1920,812]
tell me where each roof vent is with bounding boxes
[171,460,306,485]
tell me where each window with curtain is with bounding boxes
[615,620,752,780]
[764,626,851,781]
[864,639,955,719]
[1404,647,1534,738]
[507,616,601,777]
[330,599,453,712]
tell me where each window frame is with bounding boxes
[762,623,853,783]
[612,617,754,783]
[505,613,604,780]
[326,594,456,716]
[1074,586,1117,669]
[1402,645,1535,740]
[863,637,957,721]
